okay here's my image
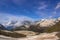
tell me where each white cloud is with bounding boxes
[14,16,34,27]
[0,13,35,27]
[38,5,47,10]
[0,13,60,28]
[37,2,48,10]
[55,2,60,9]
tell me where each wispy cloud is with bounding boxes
[35,1,48,18]
[55,2,60,9]
[52,2,60,18]
[37,2,48,10]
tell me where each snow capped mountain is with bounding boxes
[34,17,60,27]
[0,17,60,31]
[4,17,60,27]
[58,17,60,21]
[37,18,57,27]
[0,24,6,30]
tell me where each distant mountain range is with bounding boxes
[0,17,60,33]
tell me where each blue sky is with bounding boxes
[0,0,60,24]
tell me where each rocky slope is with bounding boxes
[0,30,26,38]
[0,32,60,40]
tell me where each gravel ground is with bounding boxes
[0,32,59,40]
